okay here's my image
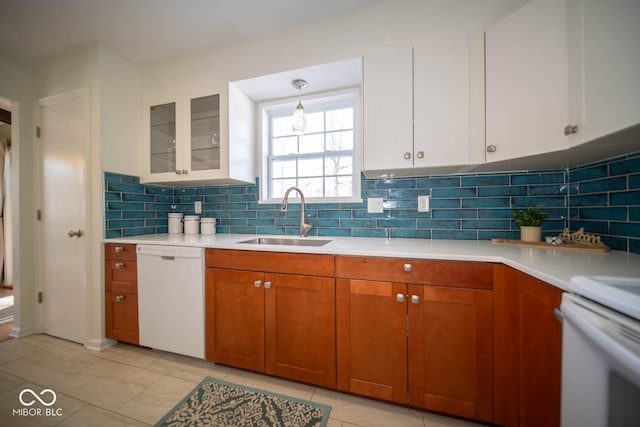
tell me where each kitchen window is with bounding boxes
[259,89,361,202]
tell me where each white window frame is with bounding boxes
[258,87,362,203]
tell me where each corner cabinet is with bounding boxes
[493,265,562,427]
[104,244,139,344]
[204,249,336,388]
[362,34,485,176]
[335,256,495,423]
[142,88,254,185]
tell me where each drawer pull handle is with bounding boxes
[396,293,406,303]
[264,281,272,289]
[254,280,262,288]
[115,262,124,270]
[403,263,412,273]
[411,295,420,305]
[114,246,124,253]
[115,295,124,302]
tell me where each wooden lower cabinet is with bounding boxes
[494,265,562,427]
[336,256,494,423]
[205,249,336,388]
[104,244,139,344]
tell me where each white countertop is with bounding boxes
[105,234,640,291]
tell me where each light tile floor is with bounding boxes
[0,334,486,426]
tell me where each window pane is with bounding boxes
[305,111,324,134]
[326,131,353,151]
[272,115,294,137]
[325,154,353,176]
[298,178,324,197]
[272,136,297,155]
[326,108,353,131]
[272,159,296,178]
[272,179,297,198]
[298,157,324,177]
[299,133,324,153]
[325,176,353,197]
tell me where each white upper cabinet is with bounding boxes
[363,46,413,172]
[363,34,482,175]
[142,90,254,185]
[567,0,640,147]
[485,0,570,163]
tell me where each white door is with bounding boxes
[38,90,87,344]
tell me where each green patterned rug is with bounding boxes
[155,376,331,427]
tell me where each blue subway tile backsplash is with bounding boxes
[104,151,640,254]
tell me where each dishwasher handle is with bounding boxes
[161,256,175,261]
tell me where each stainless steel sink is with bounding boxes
[239,237,332,247]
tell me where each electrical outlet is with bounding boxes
[367,197,384,213]
[195,201,202,214]
[418,195,430,212]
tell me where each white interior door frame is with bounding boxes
[34,88,90,342]
[0,95,21,336]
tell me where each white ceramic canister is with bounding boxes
[168,212,184,234]
[201,217,216,235]
[183,215,200,234]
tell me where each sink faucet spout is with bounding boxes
[281,186,313,237]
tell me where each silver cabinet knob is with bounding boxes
[564,125,578,135]
[254,280,262,288]
[264,281,271,289]
[416,151,424,159]
[396,293,406,303]
[182,169,189,175]
[486,145,497,153]
[403,152,411,160]
[115,262,124,270]
[114,246,124,253]
[411,295,420,305]
[67,229,83,238]
[175,169,182,175]
[403,263,412,273]
[115,295,124,302]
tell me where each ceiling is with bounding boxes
[0,0,388,65]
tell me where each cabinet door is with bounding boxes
[265,273,336,388]
[205,268,265,372]
[363,46,413,171]
[186,94,221,176]
[567,0,640,146]
[105,291,139,345]
[336,279,407,403]
[414,34,472,167]
[408,285,493,423]
[494,266,562,427]
[486,0,570,161]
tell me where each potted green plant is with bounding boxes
[512,206,548,242]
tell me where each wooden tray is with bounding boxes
[491,238,610,253]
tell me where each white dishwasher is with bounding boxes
[136,245,205,358]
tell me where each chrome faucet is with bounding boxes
[281,186,313,237]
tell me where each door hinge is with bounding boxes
[36,126,41,138]
[37,292,43,303]
[37,209,42,221]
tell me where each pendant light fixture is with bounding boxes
[291,79,308,136]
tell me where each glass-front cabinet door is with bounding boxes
[149,102,177,174]
[190,94,220,172]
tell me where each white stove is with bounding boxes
[561,275,640,427]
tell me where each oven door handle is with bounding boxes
[562,301,640,387]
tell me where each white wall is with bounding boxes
[0,53,35,336]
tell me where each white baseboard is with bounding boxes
[84,337,117,351]
[9,325,38,338]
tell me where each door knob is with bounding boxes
[67,229,83,238]
[115,295,124,302]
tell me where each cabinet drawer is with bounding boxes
[105,260,137,293]
[105,243,137,261]
[206,249,334,277]
[105,291,139,345]
[335,256,493,289]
